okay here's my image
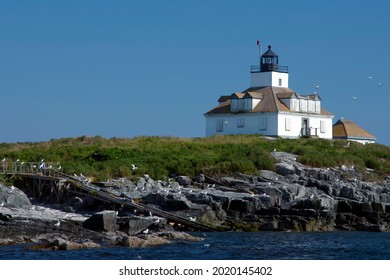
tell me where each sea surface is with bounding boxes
[1,231,390,260]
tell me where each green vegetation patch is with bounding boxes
[0,135,389,181]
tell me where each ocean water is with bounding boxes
[1,231,390,260]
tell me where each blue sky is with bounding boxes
[1,0,389,145]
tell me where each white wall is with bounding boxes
[206,112,333,139]
[205,113,278,137]
[250,71,289,88]
[277,113,333,139]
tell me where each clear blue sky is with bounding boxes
[1,0,389,145]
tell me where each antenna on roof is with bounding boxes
[257,40,262,64]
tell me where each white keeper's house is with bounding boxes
[204,45,334,139]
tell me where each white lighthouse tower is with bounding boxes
[250,45,289,88]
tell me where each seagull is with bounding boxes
[11,186,15,190]
[142,228,149,235]
[368,76,373,79]
[16,159,20,162]
[189,217,196,222]
[0,202,4,207]
[131,164,138,170]
[54,220,61,227]
[1,158,5,162]
[352,96,357,100]
[57,166,62,170]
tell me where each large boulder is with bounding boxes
[176,176,192,186]
[259,170,280,182]
[31,238,101,250]
[118,216,158,236]
[275,163,296,176]
[82,210,117,231]
[145,193,193,210]
[117,235,170,247]
[339,186,364,201]
[0,185,32,208]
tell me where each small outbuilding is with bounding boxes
[332,119,376,144]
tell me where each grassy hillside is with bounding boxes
[0,135,389,181]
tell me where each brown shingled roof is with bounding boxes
[217,95,230,103]
[204,86,333,116]
[204,99,231,115]
[333,119,376,140]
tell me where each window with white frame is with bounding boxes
[300,99,307,112]
[308,100,315,112]
[259,117,267,131]
[237,118,245,128]
[216,119,224,132]
[285,118,291,131]
[291,98,299,111]
[315,101,321,113]
[320,120,326,133]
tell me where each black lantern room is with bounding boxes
[261,45,279,72]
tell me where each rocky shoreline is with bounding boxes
[1,151,390,250]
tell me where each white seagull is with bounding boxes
[142,228,149,235]
[54,220,61,227]
[131,164,138,170]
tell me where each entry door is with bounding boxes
[301,118,309,137]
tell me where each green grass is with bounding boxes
[0,135,389,181]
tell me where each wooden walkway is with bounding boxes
[1,161,219,232]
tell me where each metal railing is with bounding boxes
[250,65,288,73]
[0,161,62,177]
